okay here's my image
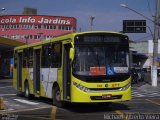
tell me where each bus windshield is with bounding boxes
[73,45,129,76]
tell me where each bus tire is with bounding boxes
[24,81,32,99]
[53,86,64,107]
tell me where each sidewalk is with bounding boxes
[137,73,160,91]
[0,79,12,87]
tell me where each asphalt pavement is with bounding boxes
[0,74,160,120]
[142,73,160,90]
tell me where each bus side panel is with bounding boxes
[28,68,34,94]
[17,52,23,91]
[13,68,17,90]
[21,68,34,95]
[40,68,58,98]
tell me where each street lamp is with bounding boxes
[1,8,5,11]
[120,4,154,22]
[0,8,5,16]
[120,1,160,87]
[90,16,95,31]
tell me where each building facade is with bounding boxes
[130,40,160,69]
[0,15,76,43]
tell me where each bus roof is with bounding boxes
[14,31,128,51]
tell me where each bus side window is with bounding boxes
[28,48,33,68]
[23,49,29,68]
[14,52,17,68]
[41,44,50,68]
[51,43,62,68]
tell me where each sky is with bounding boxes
[0,0,156,41]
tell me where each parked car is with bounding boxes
[131,68,144,84]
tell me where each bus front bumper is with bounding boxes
[71,86,131,103]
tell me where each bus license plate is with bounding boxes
[102,94,112,99]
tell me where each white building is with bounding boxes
[129,40,160,69]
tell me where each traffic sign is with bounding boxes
[123,20,146,33]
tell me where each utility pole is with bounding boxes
[152,0,160,87]
[90,16,95,31]
[121,1,160,87]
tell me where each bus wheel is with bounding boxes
[53,86,64,107]
[24,82,32,99]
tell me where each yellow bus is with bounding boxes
[13,31,131,107]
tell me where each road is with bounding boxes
[0,78,160,120]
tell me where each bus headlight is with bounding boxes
[73,82,90,92]
[119,83,131,91]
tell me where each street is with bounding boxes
[0,75,160,120]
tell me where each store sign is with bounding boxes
[0,15,75,25]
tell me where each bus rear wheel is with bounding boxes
[53,86,64,107]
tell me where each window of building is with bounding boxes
[1,25,4,29]
[59,26,62,30]
[34,35,38,39]
[20,35,25,39]
[22,24,33,29]
[44,25,49,29]
[5,25,10,29]
[10,24,18,29]
[50,25,56,29]
[10,25,13,29]
[34,25,41,29]
[29,35,33,39]
[58,26,71,30]
[66,26,71,30]
[44,25,56,30]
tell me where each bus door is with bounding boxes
[63,44,71,101]
[17,52,22,90]
[33,49,41,95]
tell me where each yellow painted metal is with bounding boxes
[71,76,131,103]
[0,97,5,110]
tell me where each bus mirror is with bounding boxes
[69,48,74,61]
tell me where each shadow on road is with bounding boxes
[62,102,130,113]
